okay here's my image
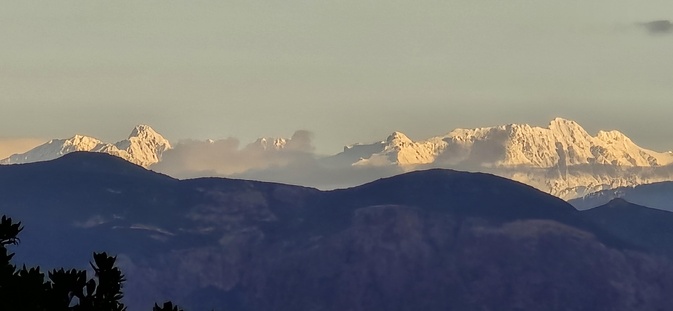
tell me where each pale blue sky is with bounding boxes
[1,0,672,154]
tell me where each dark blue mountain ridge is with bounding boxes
[1,152,672,311]
[570,180,673,211]
[580,198,673,258]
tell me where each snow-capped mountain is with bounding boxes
[0,125,171,168]
[113,125,172,166]
[332,118,673,168]
[326,118,673,199]
[3,118,673,200]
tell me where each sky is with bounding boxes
[1,0,672,156]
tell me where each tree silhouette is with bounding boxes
[0,215,187,311]
[153,301,184,311]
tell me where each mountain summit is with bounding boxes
[325,118,673,198]
[0,125,171,168]
[113,125,172,166]
[333,117,673,169]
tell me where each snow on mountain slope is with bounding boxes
[444,118,671,167]
[0,135,110,164]
[0,125,171,167]
[503,165,673,200]
[326,118,673,199]
[351,132,438,167]
[332,118,673,169]
[114,125,172,166]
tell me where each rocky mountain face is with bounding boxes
[0,125,171,168]
[3,153,673,311]
[327,118,673,199]
[331,118,673,168]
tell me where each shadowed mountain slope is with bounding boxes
[570,181,673,211]
[1,152,673,311]
[581,198,673,258]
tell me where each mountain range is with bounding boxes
[0,125,171,168]
[4,152,673,310]
[324,118,673,198]
[2,118,672,199]
[329,118,673,168]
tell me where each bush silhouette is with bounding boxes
[153,301,184,311]
[0,215,187,311]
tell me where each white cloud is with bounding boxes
[150,130,404,189]
[638,20,673,35]
[152,131,317,178]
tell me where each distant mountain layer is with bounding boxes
[570,180,673,211]
[580,198,673,258]
[0,125,171,167]
[2,118,673,199]
[3,153,673,310]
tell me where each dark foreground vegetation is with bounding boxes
[0,215,185,311]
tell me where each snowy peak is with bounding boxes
[250,137,288,151]
[347,131,438,167]
[3,118,673,201]
[0,125,172,167]
[336,118,673,169]
[59,135,108,152]
[128,124,164,141]
[548,118,590,136]
[448,118,672,168]
[246,131,313,153]
[115,125,172,166]
[0,135,107,165]
[596,130,629,143]
[386,131,413,145]
[328,118,673,199]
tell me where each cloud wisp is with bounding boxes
[638,20,673,35]
[151,130,318,178]
[151,130,404,189]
